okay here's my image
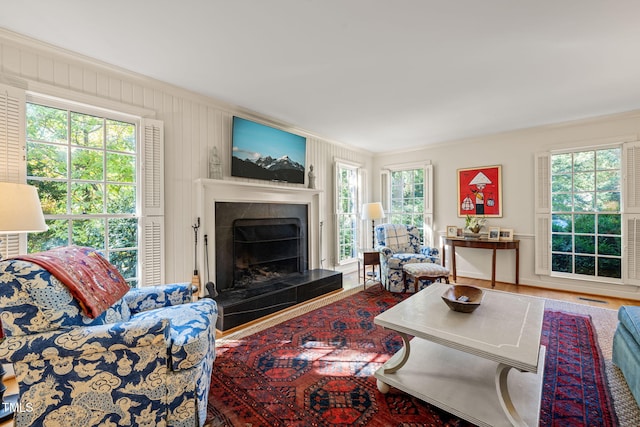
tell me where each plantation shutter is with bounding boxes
[142,216,165,286]
[0,84,26,258]
[140,118,165,285]
[380,170,390,212]
[534,152,551,275]
[623,141,640,285]
[624,141,640,213]
[424,164,434,247]
[358,167,367,250]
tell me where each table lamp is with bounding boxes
[0,182,48,421]
[362,202,385,247]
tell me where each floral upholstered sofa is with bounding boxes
[0,246,218,426]
[375,224,440,292]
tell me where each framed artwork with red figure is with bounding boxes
[457,165,502,217]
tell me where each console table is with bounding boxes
[442,238,519,288]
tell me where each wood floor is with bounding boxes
[352,271,638,310]
[453,276,638,310]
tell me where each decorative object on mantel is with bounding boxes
[307,164,316,189]
[362,202,385,246]
[464,214,486,239]
[457,165,502,217]
[441,284,484,313]
[209,147,222,179]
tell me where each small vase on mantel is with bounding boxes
[209,147,222,180]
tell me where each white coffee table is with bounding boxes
[374,282,545,427]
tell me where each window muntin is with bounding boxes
[389,168,425,240]
[336,164,359,263]
[550,147,622,279]
[26,102,140,286]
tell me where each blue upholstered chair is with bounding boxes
[613,305,640,407]
[0,256,217,427]
[375,223,440,293]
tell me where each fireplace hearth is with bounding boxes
[213,201,342,331]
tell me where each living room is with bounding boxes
[1,5,639,300]
[1,2,640,426]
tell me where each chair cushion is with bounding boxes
[0,259,131,336]
[131,299,216,371]
[403,263,450,277]
[387,254,431,269]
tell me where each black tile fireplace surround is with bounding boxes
[213,202,342,331]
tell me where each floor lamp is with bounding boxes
[0,182,48,421]
[362,202,385,248]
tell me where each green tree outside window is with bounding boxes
[26,103,140,287]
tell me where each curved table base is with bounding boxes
[374,338,546,427]
[496,363,528,427]
[378,332,410,393]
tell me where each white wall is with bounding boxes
[374,111,640,300]
[3,28,639,299]
[0,29,373,283]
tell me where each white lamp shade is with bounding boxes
[0,182,48,233]
[361,202,386,220]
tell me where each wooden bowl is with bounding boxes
[441,285,484,313]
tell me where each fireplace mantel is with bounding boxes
[194,178,323,294]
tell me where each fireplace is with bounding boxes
[212,200,341,331]
[232,217,303,288]
[215,202,309,292]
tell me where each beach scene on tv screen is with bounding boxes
[232,117,306,184]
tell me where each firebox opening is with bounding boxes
[233,218,302,289]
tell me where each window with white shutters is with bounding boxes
[536,141,640,285]
[0,87,165,287]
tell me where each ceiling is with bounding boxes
[2,1,640,153]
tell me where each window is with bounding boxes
[335,162,360,263]
[389,168,426,240]
[26,102,140,286]
[537,142,640,285]
[550,148,622,279]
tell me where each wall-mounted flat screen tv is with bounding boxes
[231,116,306,184]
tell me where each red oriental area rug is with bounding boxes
[206,285,617,426]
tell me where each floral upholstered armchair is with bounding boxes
[0,246,217,427]
[375,223,440,292]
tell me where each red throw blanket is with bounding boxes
[14,246,130,319]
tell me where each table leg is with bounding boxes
[377,332,411,393]
[451,245,457,282]
[491,248,497,288]
[442,243,446,268]
[515,247,520,285]
[495,363,528,427]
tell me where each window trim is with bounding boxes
[25,96,142,284]
[334,159,362,265]
[382,162,433,247]
[536,140,640,286]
